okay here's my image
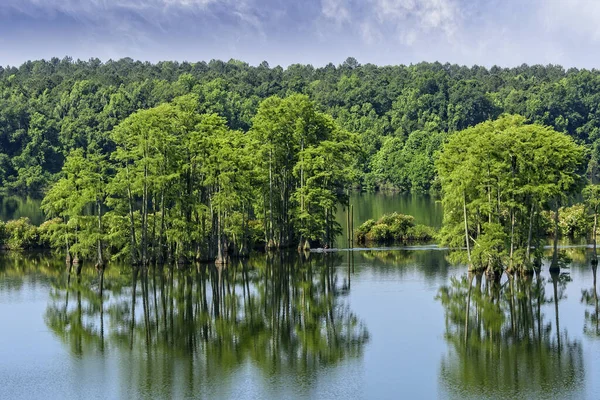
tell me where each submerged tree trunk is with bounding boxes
[550,270,561,350]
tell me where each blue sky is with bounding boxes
[0,0,598,68]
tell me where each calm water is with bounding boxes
[1,194,599,399]
[0,196,44,225]
[0,249,598,400]
[334,192,443,247]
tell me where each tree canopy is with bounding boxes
[436,115,585,274]
[3,58,600,194]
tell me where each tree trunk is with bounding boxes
[550,201,560,272]
[526,203,535,262]
[593,209,598,263]
[463,191,472,268]
[126,164,138,265]
[268,148,274,247]
[96,197,104,270]
[509,207,515,271]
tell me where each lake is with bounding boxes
[0,194,599,399]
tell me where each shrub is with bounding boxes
[355,212,435,244]
[365,223,391,243]
[3,218,39,250]
[356,219,376,243]
[542,204,592,238]
[406,224,436,242]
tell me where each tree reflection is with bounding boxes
[582,264,599,338]
[437,271,584,398]
[39,252,368,392]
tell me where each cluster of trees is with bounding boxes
[40,94,357,267]
[5,57,600,194]
[437,116,586,274]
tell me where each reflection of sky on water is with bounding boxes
[0,248,598,399]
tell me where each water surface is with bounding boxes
[1,248,598,400]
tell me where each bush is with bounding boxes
[365,223,391,243]
[355,212,435,244]
[3,218,39,250]
[38,218,65,250]
[356,219,376,243]
[542,204,592,238]
[407,224,436,242]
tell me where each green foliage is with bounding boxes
[559,205,591,238]
[437,115,585,273]
[2,217,38,250]
[541,205,592,238]
[355,212,435,244]
[39,94,356,263]
[3,59,600,194]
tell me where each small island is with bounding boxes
[355,212,436,245]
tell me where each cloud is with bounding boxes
[320,0,462,46]
[321,0,351,26]
[2,0,600,68]
[539,0,600,41]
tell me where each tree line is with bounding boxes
[4,57,600,194]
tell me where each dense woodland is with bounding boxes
[4,57,600,195]
[5,57,600,266]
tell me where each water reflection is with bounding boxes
[38,253,368,394]
[438,270,585,399]
[582,264,599,338]
[0,196,44,225]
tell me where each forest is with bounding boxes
[4,57,600,196]
[4,57,600,266]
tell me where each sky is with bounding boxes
[0,0,599,68]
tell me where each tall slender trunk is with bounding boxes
[551,201,560,271]
[126,164,138,265]
[216,207,225,264]
[96,197,104,269]
[269,148,274,246]
[158,187,166,264]
[526,203,535,261]
[593,208,598,261]
[299,138,305,249]
[65,218,71,266]
[509,207,515,271]
[142,163,148,266]
[463,190,472,267]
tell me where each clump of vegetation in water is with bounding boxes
[355,212,436,245]
[0,218,39,250]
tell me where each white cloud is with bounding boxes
[321,0,351,26]
[539,0,600,41]
[320,0,462,46]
